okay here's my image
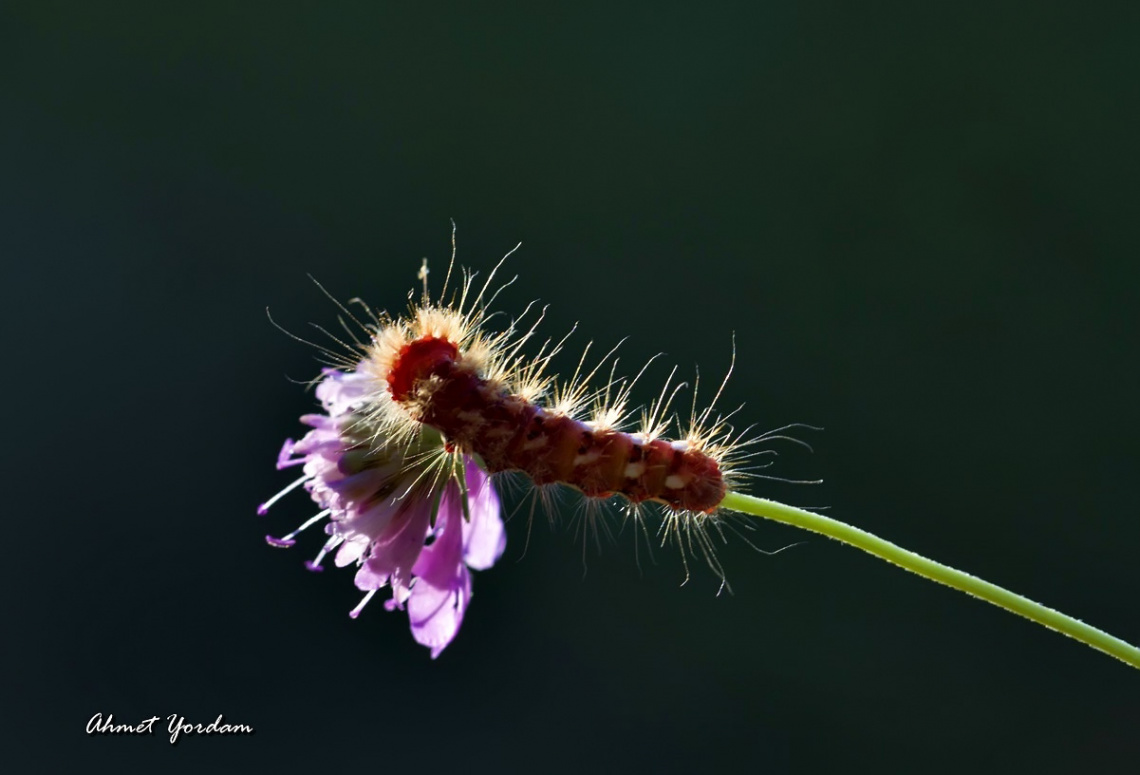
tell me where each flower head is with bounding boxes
[261,367,506,657]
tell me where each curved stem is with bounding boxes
[719,491,1140,670]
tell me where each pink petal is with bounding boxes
[462,461,506,570]
[407,566,472,659]
[362,498,434,601]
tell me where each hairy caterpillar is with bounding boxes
[369,267,732,515]
[405,270,757,516]
[273,237,779,593]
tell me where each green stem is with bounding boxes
[719,490,1140,670]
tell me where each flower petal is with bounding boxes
[412,484,466,582]
[334,534,370,567]
[461,461,506,571]
[354,560,388,591]
[407,565,471,659]
[362,498,434,601]
[405,483,472,657]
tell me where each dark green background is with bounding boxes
[6,2,1138,773]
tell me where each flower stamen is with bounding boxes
[257,474,311,516]
[265,508,331,548]
[348,589,379,619]
[304,534,344,572]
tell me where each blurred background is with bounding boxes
[4,2,1138,773]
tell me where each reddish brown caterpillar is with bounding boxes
[384,333,726,512]
[300,243,790,587]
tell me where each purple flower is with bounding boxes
[260,368,506,657]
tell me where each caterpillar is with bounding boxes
[389,267,747,485]
[368,276,728,514]
[319,247,773,578]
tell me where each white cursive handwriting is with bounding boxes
[87,713,160,735]
[167,713,254,745]
[86,712,254,744]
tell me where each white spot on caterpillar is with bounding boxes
[573,450,601,466]
[623,462,646,479]
[664,474,686,489]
